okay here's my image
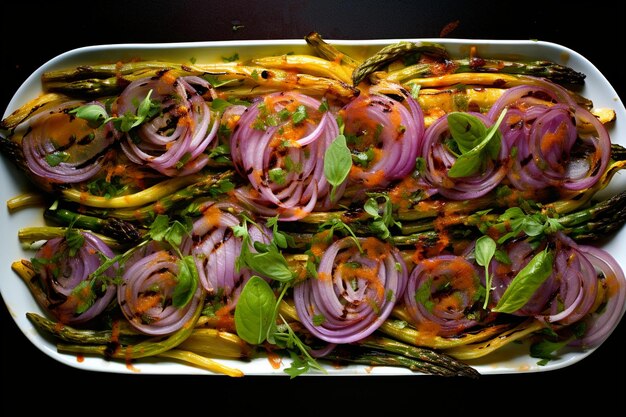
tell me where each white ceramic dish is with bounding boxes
[2,38,625,376]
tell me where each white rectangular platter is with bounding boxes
[2,38,625,376]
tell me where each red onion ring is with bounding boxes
[421,112,509,200]
[403,254,484,336]
[117,74,219,176]
[341,83,424,190]
[568,245,626,349]
[20,101,115,183]
[34,231,118,324]
[230,92,339,220]
[180,201,272,306]
[487,81,610,192]
[118,248,202,335]
[490,233,600,328]
[293,236,407,343]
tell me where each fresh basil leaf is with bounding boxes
[69,104,110,127]
[475,235,496,309]
[493,249,554,313]
[447,112,487,153]
[243,249,294,282]
[475,235,496,267]
[447,152,483,178]
[363,198,380,217]
[447,109,506,178]
[234,276,276,344]
[324,134,352,201]
[148,214,171,241]
[172,256,198,308]
[530,337,569,363]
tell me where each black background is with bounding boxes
[1,0,624,412]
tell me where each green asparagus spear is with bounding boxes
[352,41,450,86]
[18,227,122,249]
[304,31,361,68]
[357,334,480,377]
[385,57,586,86]
[56,292,205,360]
[44,208,143,243]
[321,344,476,377]
[26,312,142,345]
[80,170,235,224]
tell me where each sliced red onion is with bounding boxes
[403,254,484,336]
[117,74,219,176]
[293,236,407,343]
[341,83,424,190]
[20,101,116,184]
[118,249,202,335]
[180,201,272,307]
[491,233,600,327]
[490,240,560,315]
[421,112,509,200]
[34,231,118,324]
[568,245,626,349]
[488,81,610,192]
[230,92,339,220]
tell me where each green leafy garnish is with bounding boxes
[234,276,276,345]
[492,248,554,313]
[45,151,70,167]
[64,227,85,257]
[70,90,160,133]
[232,216,294,282]
[324,134,352,202]
[363,192,401,240]
[474,235,496,309]
[172,256,199,308]
[447,109,507,178]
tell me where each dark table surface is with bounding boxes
[2,0,624,412]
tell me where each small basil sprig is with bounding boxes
[232,216,294,282]
[494,207,564,244]
[324,134,352,202]
[234,278,326,376]
[474,235,496,309]
[492,248,554,314]
[363,192,401,240]
[70,89,160,132]
[447,109,507,178]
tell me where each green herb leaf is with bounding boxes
[148,214,170,241]
[65,228,85,257]
[447,109,506,178]
[269,167,287,185]
[242,249,294,282]
[292,105,308,124]
[530,337,569,365]
[324,134,352,201]
[493,248,554,313]
[45,151,70,167]
[234,276,276,344]
[172,256,199,308]
[447,112,487,154]
[69,104,109,127]
[222,53,240,62]
[475,235,496,309]
[71,280,96,314]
